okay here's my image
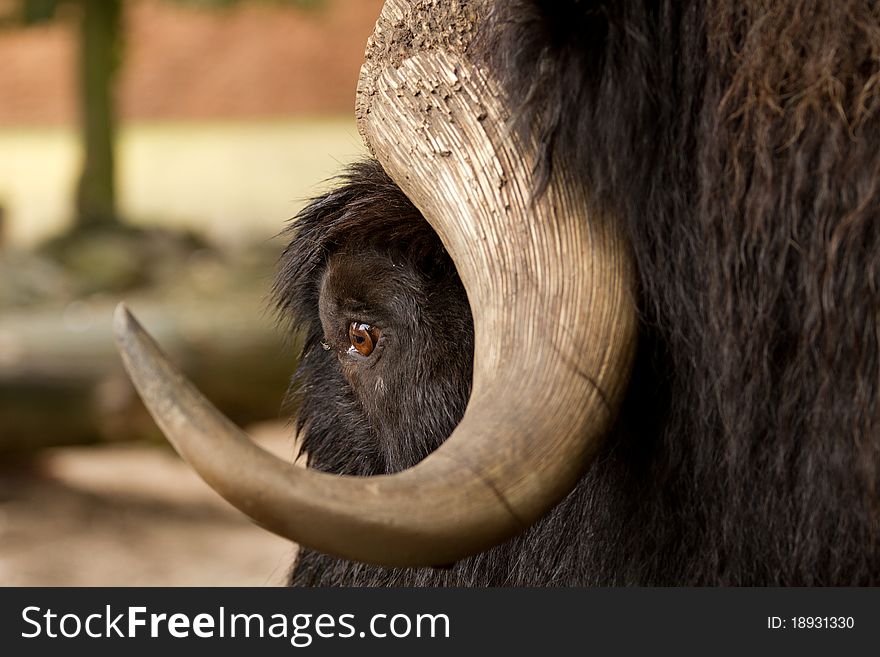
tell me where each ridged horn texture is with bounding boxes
[112,0,637,567]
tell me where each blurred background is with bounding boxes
[0,0,381,585]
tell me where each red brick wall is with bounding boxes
[0,0,384,125]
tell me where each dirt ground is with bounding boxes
[0,422,299,586]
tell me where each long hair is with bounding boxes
[276,1,880,585]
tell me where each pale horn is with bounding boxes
[114,0,637,567]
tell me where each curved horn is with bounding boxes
[114,3,637,567]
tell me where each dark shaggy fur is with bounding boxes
[276,0,880,585]
[274,160,474,479]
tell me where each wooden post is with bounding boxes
[73,0,122,232]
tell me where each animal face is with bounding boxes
[275,160,473,474]
[279,163,475,473]
[115,0,880,585]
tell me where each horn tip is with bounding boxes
[113,302,137,342]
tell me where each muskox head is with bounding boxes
[273,160,476,477]
[113,0,637,567]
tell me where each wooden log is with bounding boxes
[0,298,296,454]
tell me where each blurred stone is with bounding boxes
[0,240,300,454]
[0,251,73,307]
[39,225,211,296]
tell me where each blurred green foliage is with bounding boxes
[20,0,61,24]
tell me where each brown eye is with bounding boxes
[348,322,380,357]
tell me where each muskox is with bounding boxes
[115,0,880,585]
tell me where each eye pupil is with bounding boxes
[349,322,380,357]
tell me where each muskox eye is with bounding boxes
[348,322,380,357]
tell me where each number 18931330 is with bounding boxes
[767,616,854,629]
